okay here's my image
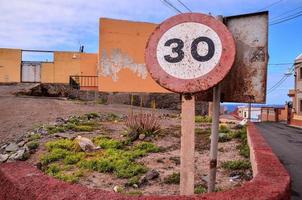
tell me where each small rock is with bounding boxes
[169,156,180,165]
[16,136,25,143]
[113,185,121,193]
[229,171,241,177]
[138,134,146,140]
[202,175,209,183]
[54,133,76,140]
[145,169,159,180]
[0,154,9,163]
[56,117,67,125]
[37,127,48,135]
[229,175,241,182]
[139,169,159,186]
[5,143,19,152]
[17,141,26,147]
[133,184,139,188]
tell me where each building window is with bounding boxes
[300,99,302,113]
[244,112,247,118]
[300,67,302,80]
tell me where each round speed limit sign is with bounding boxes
[145,13,236,93]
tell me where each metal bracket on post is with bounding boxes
[208,84,221,192]
[180,94,195,195]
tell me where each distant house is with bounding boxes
[260,106,288,122]
[237,106,261,122]
[288,54,302,126]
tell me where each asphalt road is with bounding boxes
[256,122,302,200]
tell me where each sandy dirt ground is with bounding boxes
[0,84,177,144]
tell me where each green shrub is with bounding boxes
[64,153,85,165]
[126,190,143,196]
[93,137,124,149]
[41,148,70,165]
[85,112,100,119]
[221,160,251,170]
[195,115,212,123]
[54,170,83,183]
[115,161,147,178]
[45,139,76,151]
[74,125,94,132]
[125,113,160,141]
[128,176,140,186]
[29,134,41,141]
[46,163,61,176]
[195,127,211,135]
[164,172,180,184]
[194,185,207,194]
[239,144,250,158]
[133,142,160,153]
[107,113,120,121]
[219,125,230,133]
[27,141,39,150]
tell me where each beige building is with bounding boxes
[288,54,302,126]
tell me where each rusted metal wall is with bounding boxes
[196,11,268,103]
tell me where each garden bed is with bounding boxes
[4,111,251,196]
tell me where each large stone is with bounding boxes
[9,148,29,161]
[0,154,9,163]
[17,141,26,147]
[139,169,159,186]
[5,143,19,152]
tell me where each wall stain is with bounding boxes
[100,49,147,81]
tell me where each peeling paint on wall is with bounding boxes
[100,48,147,81]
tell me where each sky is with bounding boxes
[0,0,301,105]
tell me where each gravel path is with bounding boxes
[0,84,177,144]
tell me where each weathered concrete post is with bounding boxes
[180,94,195,195]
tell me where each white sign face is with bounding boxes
[156,22,222,80]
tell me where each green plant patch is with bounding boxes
[85,112,100,119]
[125,113,160,141]
[195,115,212,123]
[29,134,41,141]
[126,190,143,196]
[127,176,140,186]
[164,172,180,184]
[195,127,211,135]
[219,125,230,133]
[133,142,160,153]
[45,139,76,151]
[238,144,250,158]
[107,113,120,121]
[64,152,85,165]
[40,138,160,181]
[194,185,207,194]
[221,160,251,170]
[41,148,71,165]
[27,141,39,150]
[93,137,124,149]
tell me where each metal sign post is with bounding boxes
[208,85,221,192]
[145,13,236,195]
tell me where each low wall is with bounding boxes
[0,123,290,200]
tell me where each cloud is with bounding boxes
[0,0,284,51]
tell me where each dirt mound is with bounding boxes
[16,83,75,97]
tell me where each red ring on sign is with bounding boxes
[145,13,236,93]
